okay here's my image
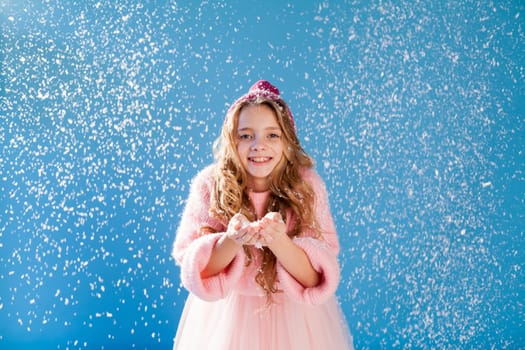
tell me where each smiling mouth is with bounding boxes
[248,157,272,163]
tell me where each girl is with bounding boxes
[172,80,353,349]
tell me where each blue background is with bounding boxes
[1,0,524,349]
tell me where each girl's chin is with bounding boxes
[247,171,272,180]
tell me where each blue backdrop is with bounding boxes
[1,0,524,349]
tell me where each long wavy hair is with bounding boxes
[206,95,319,302]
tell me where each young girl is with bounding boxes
[172,80,353,349]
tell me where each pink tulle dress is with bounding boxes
[172,165,354,349]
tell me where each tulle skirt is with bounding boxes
[173,292,353,350]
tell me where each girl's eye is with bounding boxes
[268,133,281,139]
[239,134,252,140]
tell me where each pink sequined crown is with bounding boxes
[228,80,296,131]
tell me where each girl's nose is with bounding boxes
[250,137,266,151]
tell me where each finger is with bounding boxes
[264,212,282,222]
[232,213,249,225]
[243,230,260,244]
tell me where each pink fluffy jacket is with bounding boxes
[172,165,341,305]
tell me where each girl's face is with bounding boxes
[236,104,284,192]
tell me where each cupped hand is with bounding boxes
[257,212,287,248]
[226,213,260,246]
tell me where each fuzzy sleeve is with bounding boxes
[171,166,246,301]
[276,169,341,305]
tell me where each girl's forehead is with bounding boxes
[240,103,274,114]
[238,104,279,128]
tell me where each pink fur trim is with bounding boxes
[180,233,246,301]
[276,237,340,305]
